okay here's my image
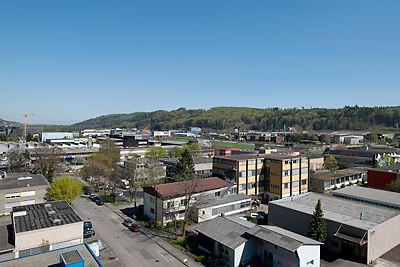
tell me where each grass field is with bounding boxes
[212,141,255,150]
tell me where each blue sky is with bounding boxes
[1,1,399,124]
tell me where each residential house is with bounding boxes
[196,216,321,267]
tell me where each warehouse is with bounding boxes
[268,192,400,264]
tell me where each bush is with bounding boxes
[340,184,346,188]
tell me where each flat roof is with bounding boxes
[332,186,400,207]
[270,193,400,230]
[0,243,102,267]
[160,157,212,165]
[369,163,400,173]
[311,168,368,181]
[197,193,251,209]
[246,225,321,252]
[214,153,306,161]
[13,200,82,233]
[0,172,49,191]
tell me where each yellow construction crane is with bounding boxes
[0,113,35,136]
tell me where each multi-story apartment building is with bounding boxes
[213,154,309,202]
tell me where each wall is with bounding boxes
[367,170,397,189]
[367,214,400,264]
[297,245,320,267]
[0,185,49,215]
[14,222,83,257]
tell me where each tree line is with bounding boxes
[74,106,400,131]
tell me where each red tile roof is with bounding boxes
[143,177,230,199]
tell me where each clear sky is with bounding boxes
[1,1,399,125]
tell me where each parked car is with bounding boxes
[130,224,140,232]
[123,219,133,227]
[89,194,96,201]
[84,229,95,238]
[185,229,198,237]
[96,199,104,205]
[84,221,92,229]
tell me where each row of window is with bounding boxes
[238,181,265,191]
[333,195,400,210]
[211,200,251,215]
[282,180,308,189]
[282,168,309,177]
[5,191,36,199]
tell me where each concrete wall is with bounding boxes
[367,214,400,264]
[14,221,83,257]
[297,245,320,267]
[0,185,49,215]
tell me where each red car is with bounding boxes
[130,224,140,232]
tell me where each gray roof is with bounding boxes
[0,172,49,190]
[13,200,82,233]
[332,186,400,207]
[0,225,14,252]
[270,193,400,230]
[311,168,368,181]
[196,216,255,249]
[0,243,101,267]
[160,157,212,165]
[370,163,400,173]
[214,153,306,161]
[246,225,321,252]
[196,193,251,209]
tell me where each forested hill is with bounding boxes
[75,106,400,131]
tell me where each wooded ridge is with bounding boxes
[74,106,400,131]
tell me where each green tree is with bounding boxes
[47,175,82,204]
[174,148,195,181]
[375,154,395,167]
[308,199,327,243]
[324,156,339,171]
[145,147,167,159]
[385,180,400,193]
[8,133,20,142]
[26,133,34,142]
[312,136,318,142]
[170,146,183,158]
[369,132,378,142]
[185,143,202,157]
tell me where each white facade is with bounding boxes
[41,132,74,142]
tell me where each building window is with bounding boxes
[301,167,308,174]
[240,171,246,177]
[292,159,299,164]
[307,260,314,265]
[5,192,20,199]
[239,184,246,191]
[215,192,220,197]
[248,160,256,165]
[283,161,290,165]
[150,197,155,203]
[150,208,154,214]
[282,170,290,177]
[283,183,289,189]
[292,169,299,175]
[292,181,299,187]
[301,180,308,185]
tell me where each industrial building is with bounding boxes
[268,191,400,264]
[367,163,400,190]
[12,200,84,258]
[0,172,49,215]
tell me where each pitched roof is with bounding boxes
[246,225,321,252]
[143,177,230,199]
[196,216,255,249]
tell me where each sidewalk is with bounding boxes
[155,238,203,267]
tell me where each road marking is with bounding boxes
[157,250,174,261]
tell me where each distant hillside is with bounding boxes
[0,118,20,125]
[74,106,400,131]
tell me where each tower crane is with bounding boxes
[0,113,35,136]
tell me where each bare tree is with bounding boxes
[6,149,28,173]
[39,238,50,252]
[33,144,62,183]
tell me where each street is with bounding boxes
[73,195,185,267]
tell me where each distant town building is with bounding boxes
[41,132,74,142]
[160,157,212,178]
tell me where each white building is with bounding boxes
[41,132,74,142]
[196,216,321,267]
[142,177,235,225]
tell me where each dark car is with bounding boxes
[96,198,104,205]
[83,188,91,195]
[130,224,140,232]
[84,221,92,229]
[123,219,133,227]
[122,208,135,218]
[84,229,95,238]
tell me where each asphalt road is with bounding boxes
[73,195,185,267]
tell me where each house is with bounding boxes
[309,167,368,193]
[367,163,400,190]
[160,157,212,178]
[124,158,166,184]
[0,172,49,215]
[213,153,309,202]
[142,177,235,225]
[12,200,83,258]
[196,216,321,267]
[268,191,400,264]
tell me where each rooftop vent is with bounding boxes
[44,204,52,208]
[48,210,56,215]
[53,219,61,225]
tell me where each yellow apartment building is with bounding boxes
[212,153,309,202]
